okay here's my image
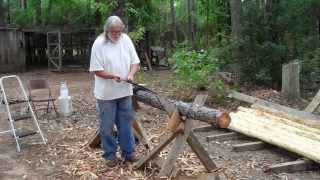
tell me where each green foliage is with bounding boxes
[3,0,320,91]
[170,48,222,90]
[42,0,100,28]
[235,0,320,87]
[301,48,320,84]
[128,26,145,43]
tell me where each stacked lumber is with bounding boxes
[228,105,320,163]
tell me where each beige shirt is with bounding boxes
[89,33,140,100]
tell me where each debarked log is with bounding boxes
[229,106,320,163]
[133,89,230,128]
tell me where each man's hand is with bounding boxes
[113,75,121,82]
[127,63,139,82]
[127,74,134,82]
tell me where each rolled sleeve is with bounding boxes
[89,43,104,72]
[125,35,140,65]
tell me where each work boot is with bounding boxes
[105,158,119,167]
[125,155,139,163]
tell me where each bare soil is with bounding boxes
[0,69,319,180]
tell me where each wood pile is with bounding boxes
[228,104,320,163]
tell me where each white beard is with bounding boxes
[107,33,120,43]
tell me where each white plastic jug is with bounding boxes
[60,82,69,97]
[58,96,73,116]
[58,82,73,116]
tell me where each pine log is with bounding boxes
[229,106,320,163]
[228,90,320,122]
[133,89,230,128]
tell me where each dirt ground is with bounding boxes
[0,69,319,180]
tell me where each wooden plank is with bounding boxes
[265,159,319,173]
[305,90,320,113]
[193,125,216,132]
[144,52,153,71]
[229,107,320,163]
[87,129,100,148]
[206,132,243,142]
[252,104,320,129]
[133,131,179,169]
[232,141,267,152]
[187,132,217,171]
[228,90,320,121]
[133,119,151,149]
[159,95,208,177]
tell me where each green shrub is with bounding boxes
[170,48,223,92]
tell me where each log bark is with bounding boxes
[229,106,320,163]
[133,89,230,128]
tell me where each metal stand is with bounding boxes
[0,75,47,152]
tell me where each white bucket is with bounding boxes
[58,96,73,116]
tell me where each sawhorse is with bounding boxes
[133,94,217,177]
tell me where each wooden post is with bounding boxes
[133,130,181,169]
[187,132,217,171]
[305,89,320,113]
[144,52,153,71]
[282,61,300,99]
[159,95,208,176]
[134,94,217,177]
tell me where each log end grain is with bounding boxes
[217,112,231,128]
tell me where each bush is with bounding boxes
[169,48,224,95]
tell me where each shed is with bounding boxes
[0,27,96,73]
[0,27,26,73]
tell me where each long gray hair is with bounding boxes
[104,16,125,33]
[103,16,125,42]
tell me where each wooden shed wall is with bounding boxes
[0,28,26,73]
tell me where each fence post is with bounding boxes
[282,61,300,99]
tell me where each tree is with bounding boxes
[30,0,41,25]
[230,0,241,82]
[115,0,125,19]
[0,0,5,25]
[187,0,196,48]
[21,0,27,9]
[170,0,177,42]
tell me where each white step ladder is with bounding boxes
[0,75,47,152]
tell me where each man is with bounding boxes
[89,16,140,167]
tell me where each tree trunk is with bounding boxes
[229,106,320,163]
[21,0,27,9]
[34,0,41,25]
[187,0,195,48]
[94,0,102,26]
[170,0,177,42]
[192,0,197,46]
[0,0,5,25]
[230,0,242,83]
[7,0,10,24]
[205,0,209,46]
[115,0,125,19]
[133,89,230,128]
